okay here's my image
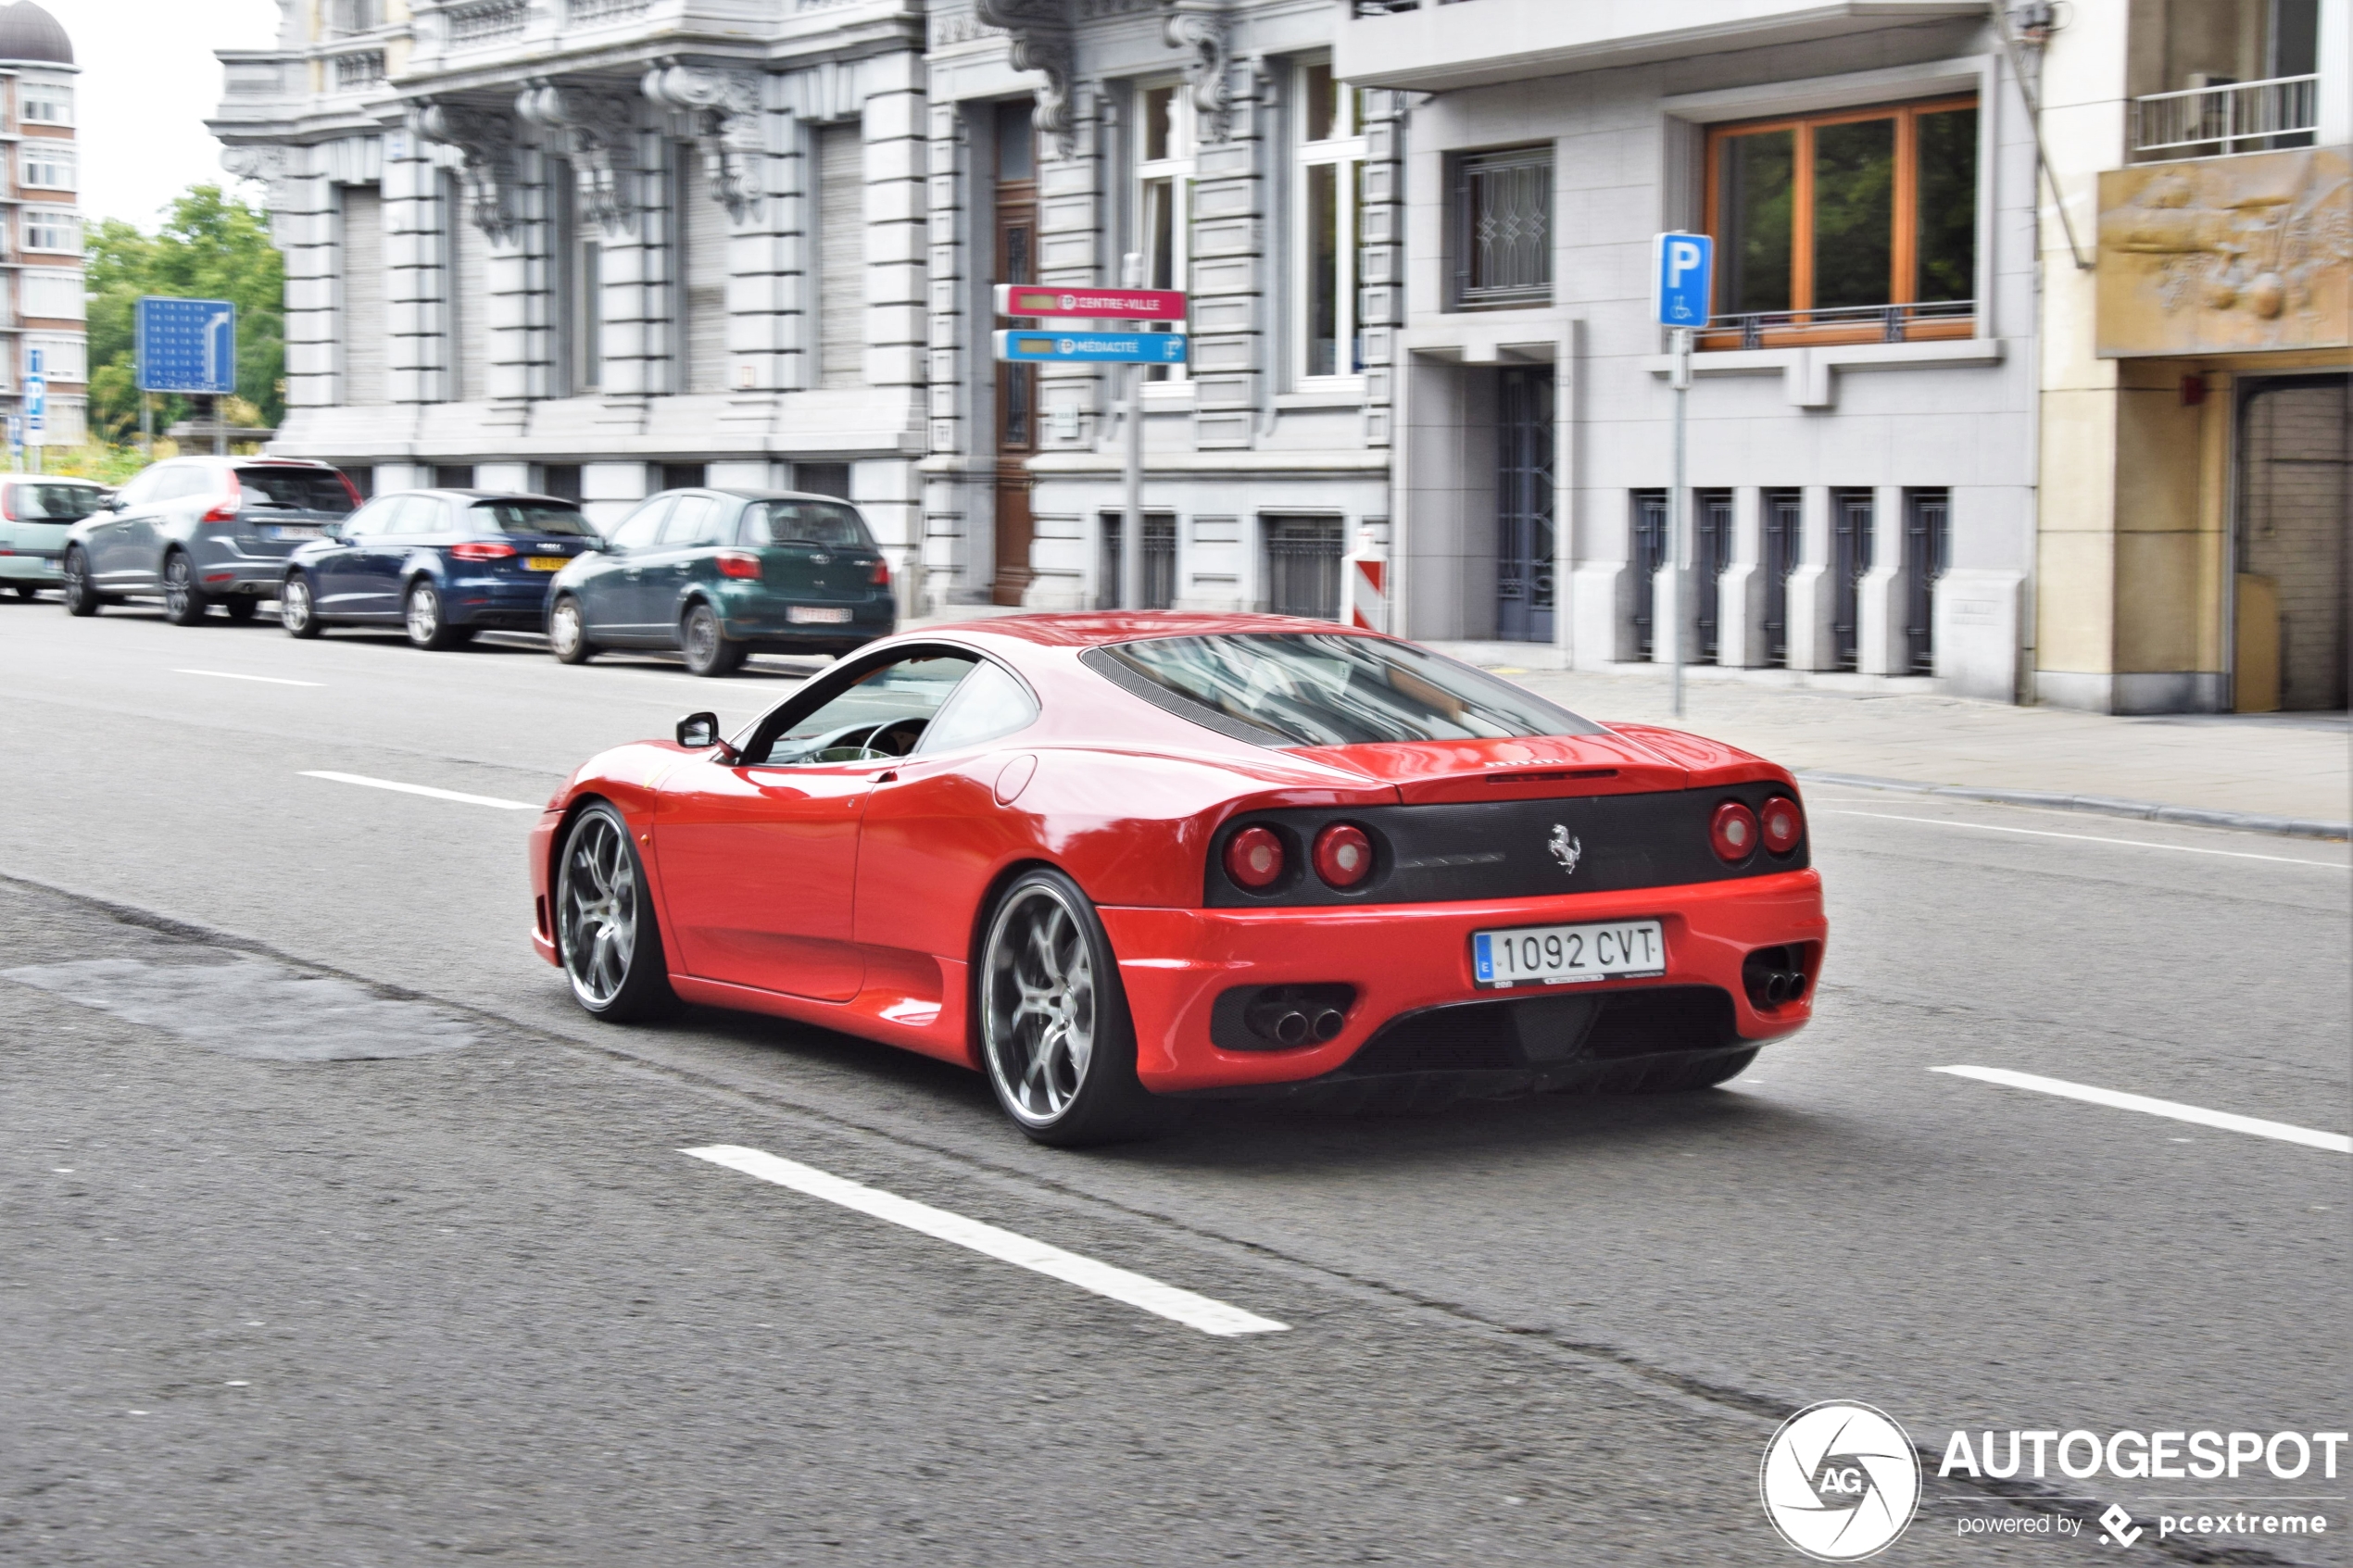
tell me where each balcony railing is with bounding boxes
[446,0,528,46]
[1352,1,1474,12]
[2132,74,2319,158]
[1700,300,1975,350]
[566,0,651,23]
[332,50,387,90]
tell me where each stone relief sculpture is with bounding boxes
[642,58,765,223]
[516,79,641,236]
[416,100,522,245]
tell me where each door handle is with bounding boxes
[624,567,642,580]
[675,562,691,574]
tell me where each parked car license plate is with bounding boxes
[270,525,325,540]
[1473,920,1666,987]
[525,556,568,571]
[787,605,851,624]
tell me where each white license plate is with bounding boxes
[787,605,851,624]
[270,525,325,540]
[1472,920,1666,987]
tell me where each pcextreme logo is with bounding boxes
[1760,1401,1924,1562]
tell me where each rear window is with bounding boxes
[747,499,870,549]
[7,481,100,522]
[472,499,595,537]
[236,467,355,516]
[1092,633,1602,748]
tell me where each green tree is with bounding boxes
[85,185,285,441]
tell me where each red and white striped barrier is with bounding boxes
[1341,528,1387,633]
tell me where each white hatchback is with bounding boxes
[0,475,107,599]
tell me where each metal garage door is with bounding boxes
[817,123,863,389]
[341,185,385,407]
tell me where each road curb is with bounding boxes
[1793,771,2352,843]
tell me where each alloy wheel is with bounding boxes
[559,810,638,1009]
[61,549,95,615]
[406,583,441,646]
[549,597,584,659]
[162,554,197,621]
[981,884,1098,1125]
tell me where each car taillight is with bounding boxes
[1224,826,1284,890]
[871,557,891,587]
[0,485,14,522]
[1313,823,1373,888]
[1760,796,1804,855]
[335,471,363,510]
[200,471,243,523]
[1710,801,1760,863]
[450,540,516,561]
[715,549,762,580]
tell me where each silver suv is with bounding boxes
[61,457,359,624]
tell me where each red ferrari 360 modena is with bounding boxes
[529,613,1826,1144]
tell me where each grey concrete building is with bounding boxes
[1339,0,2048,699]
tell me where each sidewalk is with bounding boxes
[901,608,2348,837]
[1453,657,2350,838]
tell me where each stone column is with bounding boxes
[731,86,805,394]
[1357,89,1404,450]
[1718,485,1766,668]
[921,97,971,606]
[1187,52,1262,451]
[862,55,927,392]
[1783,483,1835,671]
[382,126,446,406]
[274,146,337,410]
[594,129,674,400]
[1856,483,1908,675]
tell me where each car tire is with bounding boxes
[161,551,208,625]
[977,867,1176,1147]
[404,579,467,650]
[280,572,323,639]
[12,583,35,600]
[60,548,97,616]
[547,594,595,664]
[221,596,258,623]
[679,602,744,677]
[555,801,676,1022]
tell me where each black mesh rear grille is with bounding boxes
[1341,985,1738,1077]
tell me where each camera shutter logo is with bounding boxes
[1760,1401,1922,1561]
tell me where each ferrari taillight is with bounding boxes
[1224,826,1285,890]
[1313,823,1373,889]
[715,549,762,580]
[1760,796,1804,855]
[1710,801,1760,863]
[450,540,516,561]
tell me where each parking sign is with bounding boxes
[136,296,239,395]
[1652,232,1714,328]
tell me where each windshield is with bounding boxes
[472,499,596,537]
[235,467,355,516]
[7,481,100,522]
[1097,633,1602,747]
[748,499,870,549]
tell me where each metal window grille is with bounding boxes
[1762,488,1801,668]
[1495,366,1555,642]
[447,0,527,45]
[1831,490,1874,672]
[1903,489,1949,676]
[1265,516,1345,620]
[333,51,386,89]
[1096,514,1176,611]
[1629,490,1667,661]
[2131,74,2318,157]
[1694,491,1732,665]
[1453,147,1551,309]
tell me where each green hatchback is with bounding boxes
[546,488,897,676]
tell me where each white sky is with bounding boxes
[47,0,283,229]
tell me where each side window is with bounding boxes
[916,659,1039,754]
[342,495,405,535]
[751,653,979,766]
[154,467,211,503]
[608,495,673,549]
[397,496,452,535]
[661,495,725,546]
[113,466,169,508]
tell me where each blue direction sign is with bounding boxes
[992,329,1189,366]
[136,296,239,395]
[1651,232,1714,328]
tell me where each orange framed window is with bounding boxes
[1703,96,1978,347]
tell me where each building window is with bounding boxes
[19,80,70,126]
[25,335,84,382]
[20,140,72,190]
[328,0,384,32]
[1705,97,1977,345]
[1295,62,1366,380]
[1451,146,1552,310]
[1134,80,1194,382]
[1264,515,1345,618]
[20,270,82,320]
[22,207,79,253]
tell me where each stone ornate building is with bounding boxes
[1,1,83,451]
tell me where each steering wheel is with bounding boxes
[806,717,929,764]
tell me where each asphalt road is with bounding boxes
[4,598,2347,1566]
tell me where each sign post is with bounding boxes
[23,347,44,474]
[993,278,1189,611]
[1651,232,1713,719]
[135,295,240,457]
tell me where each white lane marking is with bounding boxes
[174,668,323,688]
[1818,809,2347,869]
[1934,1066,2352,1154]
[299,771,540,811]
[684,1145,1289,1336]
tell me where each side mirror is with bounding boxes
[676,711,736,760]
[101,495,125,513]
